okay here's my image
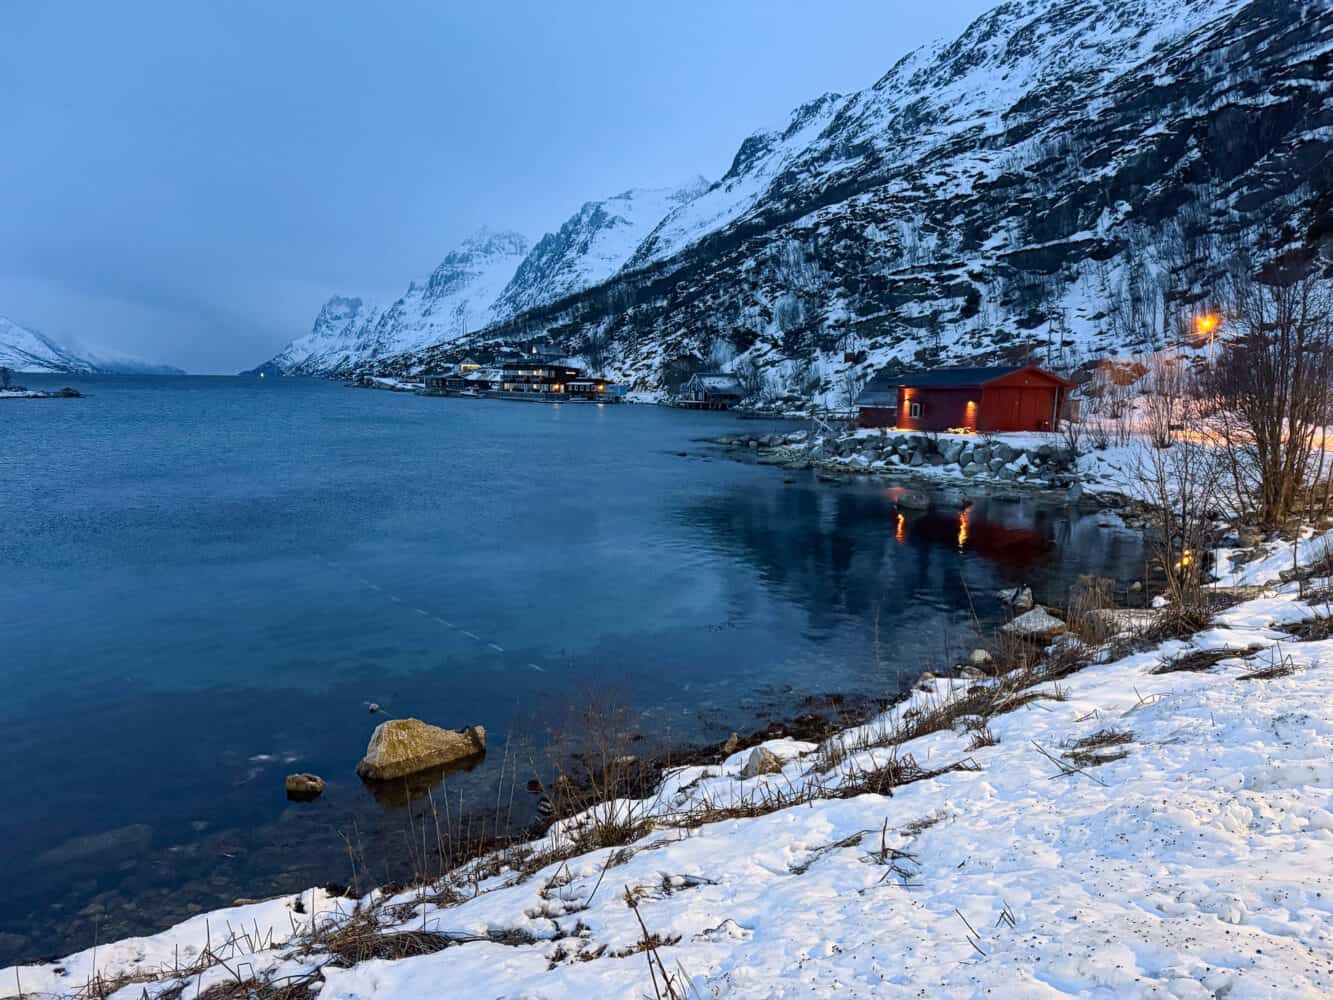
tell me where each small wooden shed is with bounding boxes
[679,372,745,409]
[857,365,1073,433]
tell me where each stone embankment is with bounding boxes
[715,428,1100,499]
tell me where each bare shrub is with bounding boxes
[1136,357,1225,611]
[1237,647,1298,681]
[1206,269,1333,528]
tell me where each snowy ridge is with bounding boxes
[0,315,181,374]
[627,95,845,268]
[263,229,529,375]
[7,532,1333,996]
[492,178,711,317]
[0,316,97,374]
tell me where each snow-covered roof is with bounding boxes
[687,372,744,392]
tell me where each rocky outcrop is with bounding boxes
[723,430,1083,491]
[356,719,487,782]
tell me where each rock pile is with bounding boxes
[719,430,1085,493]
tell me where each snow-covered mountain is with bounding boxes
[260,229,530,375]
[490,178,711,317]
[0,316,97,374]
[261,182,718,377]
[0,315,182,374]
[259,296,384,376]
[272,0,1332,400]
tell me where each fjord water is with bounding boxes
[0,376,1142,962]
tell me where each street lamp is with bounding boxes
[1195,313,1221,365]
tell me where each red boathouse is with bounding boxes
[856,365,1073,433]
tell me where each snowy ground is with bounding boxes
[0,388,56,399]
[7,543,1333,997]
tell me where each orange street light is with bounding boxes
[1195,313,1221,365]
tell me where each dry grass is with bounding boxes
[1277,615,1333,641]
[1144,603,1214,640]
[966,722,999,750]
[1062,727,1134,768]
[1065,575,1118,645]
[195,976,321,1000]
[1237,648,1298,681]
[1152,646,1257,675]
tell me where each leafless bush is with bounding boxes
[1136,359,1225,611]
[1206,269,1333,528]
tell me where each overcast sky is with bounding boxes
[0,1,995,373]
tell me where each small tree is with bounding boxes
[839,368,867,409]
[1208,269,1333,528]
[733,355,764,400]
[1137,370,1226,614]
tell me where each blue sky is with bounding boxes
[0,1,995,372]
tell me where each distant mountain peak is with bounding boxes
[0,314,182,374]
[260,228,531,374]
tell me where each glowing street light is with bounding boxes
[1195,313,1221,365]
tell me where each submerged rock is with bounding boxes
[356,718,486,782]
[740,746,783,778]
[897,490,931,510]
[285,773,326,801]
[1002,607,1067,641]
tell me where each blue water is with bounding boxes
[0,375,1142,962]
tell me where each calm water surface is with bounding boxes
[0,376,1142,962]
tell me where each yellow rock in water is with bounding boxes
[356,718,487,782]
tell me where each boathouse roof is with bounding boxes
[858,365,1072,406]
[685,372,744,392]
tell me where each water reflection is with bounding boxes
[675,478,1141,636]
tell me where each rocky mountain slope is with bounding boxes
[261,182,719,377]
[262,230,530,375]
[271,0,1332,404]
[489,178,711,319]
[0,315,182,375]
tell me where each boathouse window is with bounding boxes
[909,401,922,418]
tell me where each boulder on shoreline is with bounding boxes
[998,585,1035,611]
[740,746,783,778]
[1002,607,1067,641]
[356,719,486,782]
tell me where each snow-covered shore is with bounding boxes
[713,426,1156,502]
[7,532,1333,998]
